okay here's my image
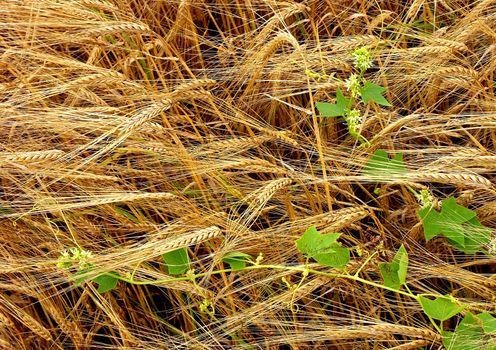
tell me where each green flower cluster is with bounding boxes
[57,247,94,270]
[345,108,362,139]
[344,74,361,97]
[416,189,434,209]
[352,47,373,71]
[315,46,390,146]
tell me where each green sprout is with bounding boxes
[314,47,391,145]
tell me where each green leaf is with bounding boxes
[379,244,408,290]
[92,272,119,294]
[359,81,391,106]
[457,218,492,253]
[362,149,406,181]
[477,312,496,334]
[418,197,491,253]
[418,197,474,244]
[73,268,92,287]
[162,248,189,275]
[418,295,465,321]
[296,226,349,269]
[442,313,494,350]
[441,331,456,349]
[222,252,252,271]
[314,244,350,269]
[315,89,351,117]
[295,226,341,258]
[418,200,472,245]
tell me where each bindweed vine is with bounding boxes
[310,47,391,145]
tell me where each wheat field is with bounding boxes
[0,0,495,349]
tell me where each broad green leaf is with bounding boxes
[295,226,341,258]
[418,197,475,243]
[163,248,189,275]
[442,313,495,350]
[418,295,465,321]
[477,312,496,334]
[362,149,406,181]
[315,89,351,117]
[222,252,252,271]
[395,245,409,286]
[73,268,92,287]
[379,244,408,290]
[456,218,492,253]
[418,197,491,253]
[296,227,349,269]
[359,81,391,106]
[92,272,119,294]
[313,244,350,269]
[441,331,456,349]
[418,206,442,242]
[447,220,492,253]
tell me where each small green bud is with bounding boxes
[186,268,196,280]
[345,109,362,138]
[305,69,321,80]
[57,247,94,270]
[355,247,364,257]
[281,277,291,289]
[199,298,215,316]
[255,252,264,265]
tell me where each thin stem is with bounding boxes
[353,251,379,277]
[108,264,419,301]
[428,315,443,334]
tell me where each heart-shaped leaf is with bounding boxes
[92,272,119,294]
[359,81,391,106]
[163,248,190,275]
[419,295,465,321]
[296,226,350,269]
[379,244,408,290]
[315,89,351,117]
[222,252,252,271]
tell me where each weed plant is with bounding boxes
[0,0,496,349]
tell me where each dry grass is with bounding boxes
[0,0,495,349]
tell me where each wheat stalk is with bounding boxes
[80,0,117,11]
[253,178,293,206]
[40,300,84,346]
[150,226,222,253]
[432,39,469,52]
[0,309,14,329]
[435,66,479,80]
[30,192,176,213]
[325,208,369,232]
[405,46,454,55]
[75,22,150,37]
[330,35,381,51]
[0,298,52,342]
[410,172,493,189]
[0,150,65,162]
